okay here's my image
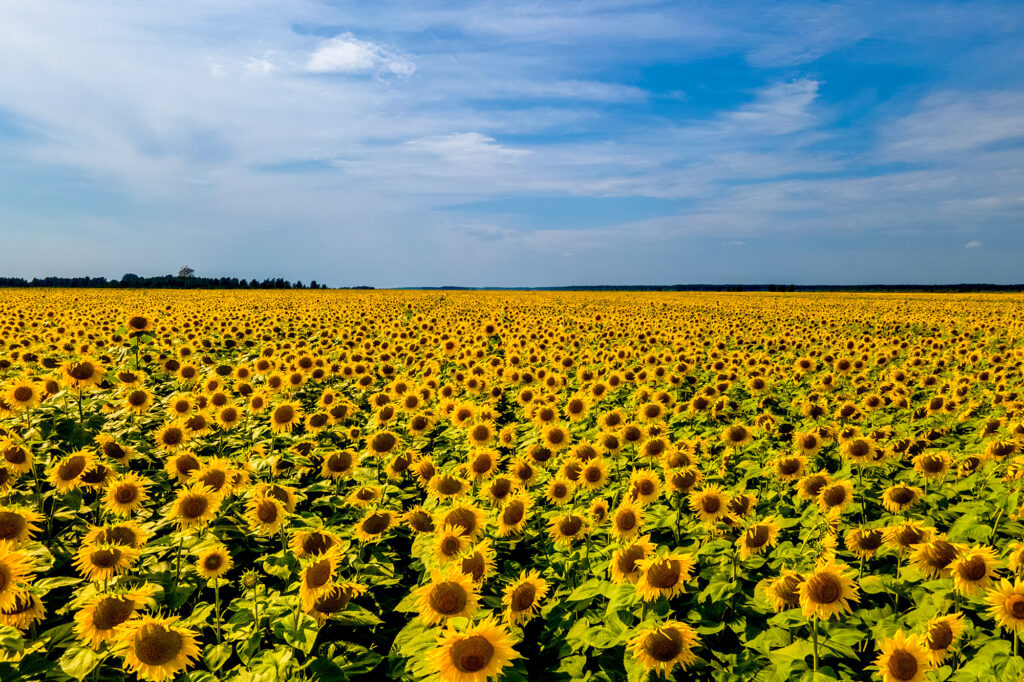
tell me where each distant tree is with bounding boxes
[309,280,319,289]
[178,266,195,278]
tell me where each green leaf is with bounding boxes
[272,611,319,655]
[203,642,232,672]
[59,646,101,681]
[0,626,24,654]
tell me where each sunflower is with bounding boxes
[628,469,661,505]
[845,527,885,559]
[289,529,341,558]
[0,542,34,610]
[544,477,575,506]
[299,549,340,611]
[73,543,140,582]
[922,613,966,664]
[873,630,932,682]
[689,485,730,525]
[628,621,701,678]
[950,546,1000,596]
[95,434,134,464]
[578,458,609,490]
[104,473,152,517]
[308,582,365,624]
[763,571,803,612]
[466,449,501,480]
[434,524,473,564]
[62,357,105,389]
[5,381,41,411]
[366,430,401,457]
[985,578,1024,633]
[427,615,519,682]
[589,498,609,526]
[818,480,855,516]
[460,540,495,583]
[154,422,189,452]
[85,521,151,549]
[497,495,531,537]
[430,474,470,500]
[502,570,548,625]
[414,568,479,625]
[549,513,588,547]
[483,475,516,505]
[771,454,806,481]
[634,553,696,602]
[353,510,395,543]
[912,452,950,479]
[347,486,382,507]
[114,615,200,682]
[799,563,860,620]
[126,314,155,334]
[170,485,220,531]
[0,592,45,631]
[253,482,297,513]
[611,502,645,541]
[0,507,42,544]
[75,584,158,648]
[841,437,877,465]
[607,535,654,585]
[48,448,97,492]
[796,471,833,501]
[793,431,822,456]
[195,545,233,579]
[246,495,288,536]
[438,505,487,540]
[404,507,436,534]
[269,402,303,434]
[909,537,963,580]
[320,450,359,480]
[738,517,780,560]
[0,440,33,476]
[881,484,923,514]
[721,423,754,448]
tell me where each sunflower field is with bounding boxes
[0,289,1023,682]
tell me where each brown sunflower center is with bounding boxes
[927,622,953,650]
[889,487,915,505]
[273,405,295,424]
[361,513,390,535]
[305,559,332,589]
[3,447,27,465]
[1006,594,1024,619]
[444,509,478,535]
[886,650,919,681]
[115,485,139,504]
[133,624,185,666]
[449,635,494,673]
[429,582,468,615]
[203,554,224,572]
[959,556,987,581]
[643,628,684,662]
[806,573,841,604]
[314,587,350,614]
[615,510,637,532]
[617,545,645,575]
[471,454,493,474]
[371,432,397,452]
[91,597,135,630]
[821,486,848,507]
[745,525,770,549]
[326,452,353,473]
[13,387,33,402]
[647,560,680,589]
[924,541,958,569]
[511,582,536,612]
[302,533,332,555]
[90,548,120,568]
[68,362,96,381]
[180,495,209,520]
[461,553,485,581]
[502,501,525,526]
[0,512,27,541]
[700,495,721,514]
[58,455,88,481]
[256,499,279,524]
[558,516,583,537]
[856,530,883,551]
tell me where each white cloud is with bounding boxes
[965,240,984,248]
[726,79,820,135]
[245,58,275,74]
[885,91,1024,160]
[404,132,529,163]
[306,34,414,77]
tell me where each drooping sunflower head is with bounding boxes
[628,470,662,505]
[73,543,140,583]
[689,485,730,525]
[548,513,588,547]
[0,507,42,544]
[289,529,341,558]
[610,535,655,585]
[922,613,965,664]
[845,527,885,558]
[763,571,803,612]
[611,502,644,541]
[634,553,696,602]
[738,517,780,559]
[950,546,1000,596]
[48,450,94,493]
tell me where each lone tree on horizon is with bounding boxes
[178,266,195,278]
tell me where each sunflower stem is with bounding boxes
[172,536,184,601]
[811,615,819,673]
[214,580,222,643]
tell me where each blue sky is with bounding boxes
[1,1,1022,286]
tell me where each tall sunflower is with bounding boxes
[798,563,860,620]
[502,570,548,625]
[873,630,931,682]
[634,553,696,602]
[414,568,479,625]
